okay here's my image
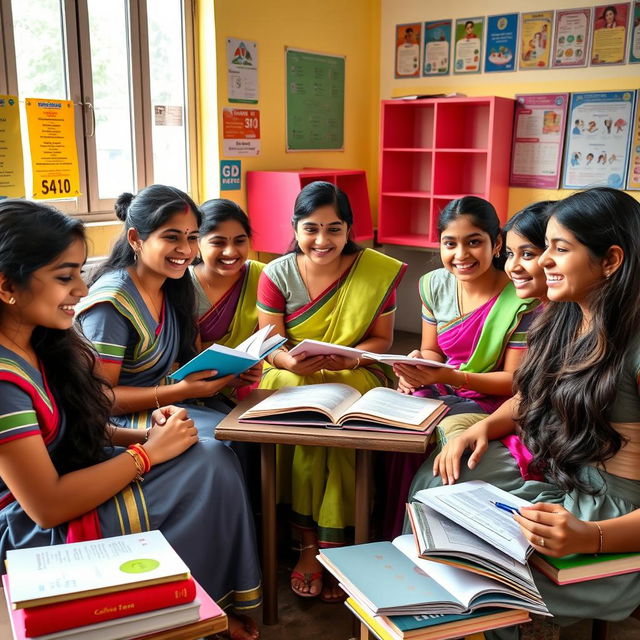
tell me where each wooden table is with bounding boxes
[216,390,433,625]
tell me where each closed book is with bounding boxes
[22,578,195,636]
[530,551,640,585]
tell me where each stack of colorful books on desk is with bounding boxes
[2,530,227,640]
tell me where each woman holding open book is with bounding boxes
[0,199,261,640]
[256,181,406,601]
[412,187,640,637]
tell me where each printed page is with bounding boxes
[367,353,455,369]
[414,481,532,563]
[235,324,273,357]
[287,339,365,358]
[339,387,441,425]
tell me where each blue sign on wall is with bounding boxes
[220,160,241,190]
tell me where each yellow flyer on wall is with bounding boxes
[0,95,25,199]
[519,11,554,69]
[25,98,81,199]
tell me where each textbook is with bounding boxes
[3,575,226,640]
[21,578,195,636]
[346,597,529,640]
[5,530,190,609]
[317,535,547,616]
[287,339,455,369]
[170,324,286,381]
[238,383,448,432]
[529,550,640,585]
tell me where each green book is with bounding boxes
[530,551,640,585]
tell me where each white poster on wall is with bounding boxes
[226,38,259,104]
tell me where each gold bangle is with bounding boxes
[125,449,145,482]
[153,384,161,410]
[272,349,286,368]
[351,356,361,370]
[594,521,604,553]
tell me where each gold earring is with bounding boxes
[8,297,15,305]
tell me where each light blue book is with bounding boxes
[170,324,285,381]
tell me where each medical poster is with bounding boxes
[626,96,640,189]
[629,1,640,63]
[395,23,421,78]
[25,98,81,200]
[552,8,592,68]
[0,95,25,199]
[590,3,630,65]
[222,108,260,156]
[562,90,635,189]
[454,17,484,74]
[484,13,518,72]
[423,20,451,76]
[226,38,258,104]
[510,93,569,189]
[519,11,554,69]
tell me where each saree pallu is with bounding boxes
[0,349,261,610]
[259,249,406,545]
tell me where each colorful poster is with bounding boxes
[222,108,260,156]
[395,23,421,78]
[220,160,241,190]
[590,3,630,65]
[484,14,518,72]
[552,8,592,68]
[0,95,25,199]
[423,20,451,76]
[629,1,640,62]
[226,38,258,104]
[454,17,484,74]
[25,98,81,200]
[510,94,569,189]
[562,90,635,189]
[626,95,640,188]
[519,11,554,69]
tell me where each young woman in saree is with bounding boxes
[384,197,539,537]
[256,181,406,601]
[0,200,261,640]
[414,187,640,639]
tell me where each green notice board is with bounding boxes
[286,48,345,151]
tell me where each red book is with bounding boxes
[17,577,195,637]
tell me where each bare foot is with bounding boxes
[290,529,322,598]
[320,570,346,603]
[226,612,259,640]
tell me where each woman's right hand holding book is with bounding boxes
[175,370,237,400]
[143,405,199,465]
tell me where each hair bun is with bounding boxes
[114,192,135,221]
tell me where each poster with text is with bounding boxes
[590,3,630,65]
[395,23,422,78]
[562,90,635,189]
[454,17,484,74]
[227,38,258,103]
[0,95,25,199]
[626,94,640,188]
[552,8,592,68]
[510,93,569,189]
[484,13,518,72]
[222,108,260,156]
[423,20,451,76]
[629,1,640,62]
[25,98,80,200]
[519,11,554,69]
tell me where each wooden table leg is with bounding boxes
[260,443,278,625]
[360,622,371,639]
[354,449,372,544]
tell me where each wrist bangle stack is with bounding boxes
[153,384,161,410]
[126,443,152,482]
[594,521,604,553]
[451,369,470,390]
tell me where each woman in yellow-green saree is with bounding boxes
[256,181,406,602]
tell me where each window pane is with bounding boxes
[87,0,135,199]
[147,0,188,191]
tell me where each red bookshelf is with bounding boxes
[378,97,515,248]
[246,169,374,254]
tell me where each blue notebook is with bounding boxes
[170,325,285,381]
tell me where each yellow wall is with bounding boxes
[198,0,382,226]
[380,0,640,213]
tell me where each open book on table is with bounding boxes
[238,383,448,433]
[317,534,547,617]
[170,324,286,382]
[287,339,455,369]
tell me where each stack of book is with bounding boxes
[2,531,227,640]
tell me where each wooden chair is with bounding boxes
[592,605,640,639]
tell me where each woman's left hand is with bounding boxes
[514,503,600,557]
[232,362,263,387]
[322,354,360,371]
[393,363,448,388]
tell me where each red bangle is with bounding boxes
[128,443,151,473]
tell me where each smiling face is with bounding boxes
[198,219,249,278]
[294,205,349,267]
[9,236,88,331]
[504,229,547,300]
[133,209,199,279]
[440,215,500,282]
[539,216,606,305]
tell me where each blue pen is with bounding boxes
[491,500,521,516]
